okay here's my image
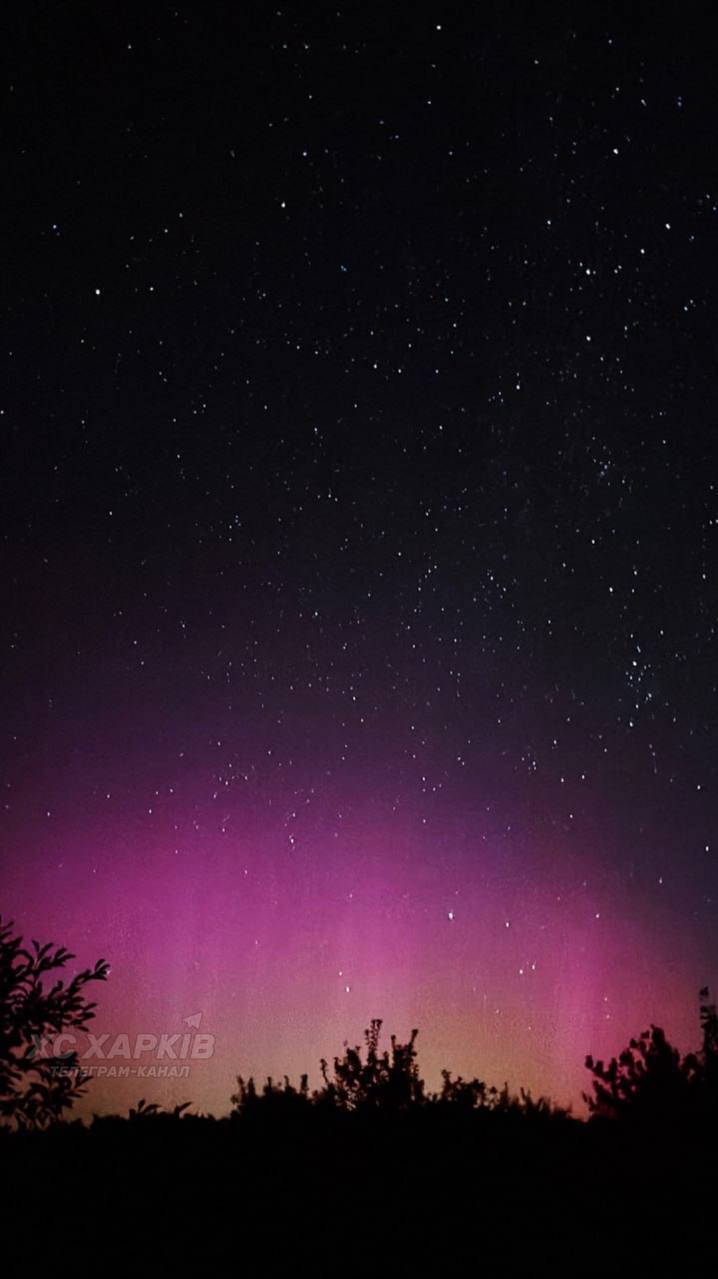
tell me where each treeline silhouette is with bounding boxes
[230,1018,571,1124]
[2,915,717,1270]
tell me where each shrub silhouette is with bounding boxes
[127,1098,193,1122]
[318,1018,425,1111]
[583,987,718,1123]
[231,1073,311,1121]
[0,915,109,1128]
[436,1068,493,1109]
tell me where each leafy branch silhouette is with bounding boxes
[0,915,109,1128]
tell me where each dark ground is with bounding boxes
[3,1111,714,1273]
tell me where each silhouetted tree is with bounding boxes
[0,915,109,1128]
[583,987,718,1123]
[584,1025,691,1121]
[697,986,718,1106]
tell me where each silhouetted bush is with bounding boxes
[128,1098,192,1121]
[317,1018,425,1111]
[231,1072,311,1122]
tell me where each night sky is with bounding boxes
[3,3,717,1117]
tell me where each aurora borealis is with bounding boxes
[2,3,717,1119]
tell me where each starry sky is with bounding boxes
[2,3,717,1117]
